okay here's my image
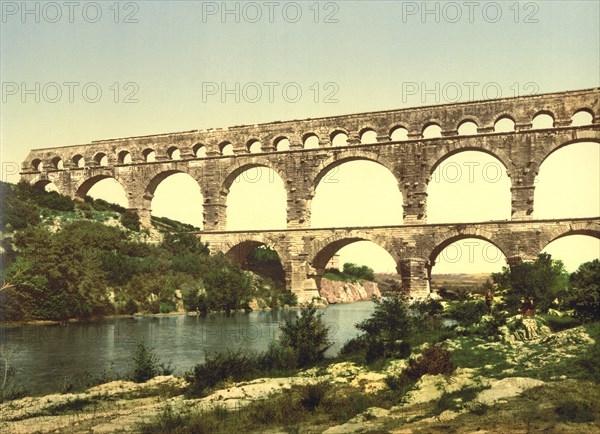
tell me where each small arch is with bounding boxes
[331,130,349,147]
[167,146,181,160]
[311,236,399,272]
[390,126,409,141]
[571,109,594,126]
[457,120,478,136]
[275,137,291,151]
[303,133,320,149]
[118,150,132,164]
[541,231,600,272]
[422,123,442,139]
[31,159,43,171]
[360,129,378,144]
[193,144,207,158]
[51,156,64,170]
[32,179,57,192]
[72,155,85,168]
[143,149,156,163]
[94,152,108,166]
[220,142,234,156]
[247,139,262,154]
[531,112,555,129]
[494,115,516,133]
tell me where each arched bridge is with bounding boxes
[20,88,600,301]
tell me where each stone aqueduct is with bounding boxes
[21,88,600,301]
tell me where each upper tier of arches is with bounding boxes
[23,90,598,172]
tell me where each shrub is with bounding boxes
[299,382,328,411]
[258,342,297,371]
[130,343,172,383]
[120,210,141,231]
[386,345,455,389]
[279,304,331,368]
[123,299,138,315]
[555,401,594,423]
[159,301,176,314]
[446,300,486,326]
[543,314,581,332]
[186,350,259,397]
[342,263,375,281]
[563,259,599,322]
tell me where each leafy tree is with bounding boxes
[203,254,254,315]
[356,295,413,342]
[161,232,209,256]
[563,259,600,321]
[279,304,331,368]
[492,253,568,313]
[343,263,375,281]
[120,210,141,231]
[130,343,172,383]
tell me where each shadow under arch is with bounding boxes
[223,239,288,289]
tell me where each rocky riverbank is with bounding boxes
[319,278,381,304]
[2,323,597,433]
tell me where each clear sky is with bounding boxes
[1,1,599,275]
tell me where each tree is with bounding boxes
[492,253,568,313]
[203,253,254,315]
[563,259,600,321]
[279,304,331,368]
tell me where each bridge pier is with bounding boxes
[398,258,431,299]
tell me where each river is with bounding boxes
[0,301,376,396]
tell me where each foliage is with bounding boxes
[130,343,173,383]
[385,345,456,390]
[446,300,487,326]
[492,253,568,313]
[343,263,375,281]
[279,304,332,368]
[120,210,141,231]
[563,259,600,322]
[185,350,260,397]
[555,401,594,423]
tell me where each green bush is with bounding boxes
[120,210,141,231]
[130,343,173,383]
[386,345,455,389]
[186,350,260,397]
[555,401,594,423]
[279,304,332,368]
[563,260,599,322]
[446,300,486,326]
[343,263,375,281]
[542,314,581,332]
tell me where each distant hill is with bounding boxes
[375,272,492,295]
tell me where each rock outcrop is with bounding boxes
[319,279,381,304]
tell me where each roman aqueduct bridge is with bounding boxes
[21,88,600,301]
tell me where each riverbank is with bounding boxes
[2,323,598,433]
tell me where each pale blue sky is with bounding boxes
[1,1,599,274]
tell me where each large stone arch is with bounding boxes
[310,232,400,271]
[426,142,513,178]
[539,221,600,252]
[221,237,289,267]
[75,173,129,206]
[531,137,600,177]
[310,149,400,197]
[143,167,200,205]
[220,159,288,196]
[426,227,510,267]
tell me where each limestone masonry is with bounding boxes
[21,88,600,301]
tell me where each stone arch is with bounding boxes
[389,124,410,141]
[427,143,512,177]
[310,149,400,196]
[142,148,156,162]
[359,127,378,144]
[221,237,289,267]
[571,108,595,125]
[75,174,129,205]
[493,114,516,132]
[531,110,555,129]
[457,118,480,135]
[143,168,198,205]
[193,143,207,158]
[118,150,132,164]
[72,154,85,168]
[221,160,288,195]
[422,122,443,139]
[31,178,56,191]
[310,232,400,272]
[220,141,234,156]
[539,222,600,252]
[94,152,108,166]
[167,146,181,160]
[51,156,64,170]
[274,136,291,151]
[246,138,262,153]
[427,230,510,267]
[330,129,349,147]
[533,137,600,172]
[303,132,320,149]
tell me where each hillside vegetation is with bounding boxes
[0,181,295,322]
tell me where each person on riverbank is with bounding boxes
[485,290,494,313]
